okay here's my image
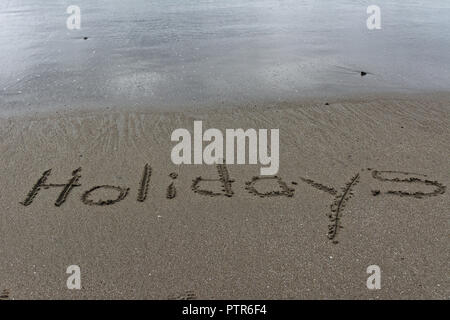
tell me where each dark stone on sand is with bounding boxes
[83,37,89,40]
[360,71,367,76]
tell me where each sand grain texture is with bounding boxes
[0,96,449,299]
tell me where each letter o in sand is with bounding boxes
[82,185,129,206]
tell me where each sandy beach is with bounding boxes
[1,0,449,301]
[0,93,448,299]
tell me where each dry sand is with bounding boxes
[0,93,449,299]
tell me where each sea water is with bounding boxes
[0,0,449,114]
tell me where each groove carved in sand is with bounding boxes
[137,164,152,202]
[0,289,9,300]
[168,290,197,300]
[81,185,130,206]
[166,172,178,199]
[18,165,447,245]
[299,177,337,195]
[371,170,446,198]
[328,173,360,244]
[191,164,235,197]
[245,176,294,197]
[20,168,82,207]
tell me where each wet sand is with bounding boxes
[2,0,450,116]
[0,93,448,299]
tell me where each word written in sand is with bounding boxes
[20,165,446,243]
[171,121,279,175]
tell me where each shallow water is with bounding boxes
[1,0,449,114]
